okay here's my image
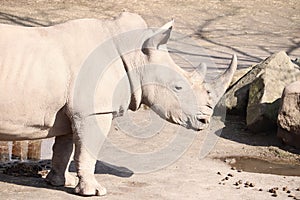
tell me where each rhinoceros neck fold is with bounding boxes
[120,54,145,111]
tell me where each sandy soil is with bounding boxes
[0,0,300,199]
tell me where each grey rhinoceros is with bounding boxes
[0,12,237,196]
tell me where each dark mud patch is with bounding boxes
[218,157,300,176]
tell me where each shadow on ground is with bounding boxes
[0,160,133,196]
[0,173,75,194]
[69,160,133,178]
[0,11,52,26]
[218,115,300,155]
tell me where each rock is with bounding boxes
[249,183,255,187]
[277,81,300,148]
[246,51,300,132]
[221,64,257,116]
[222,51,300,119]
[271,193,278,197]
[269,187,279,193]
[229,66,253,87]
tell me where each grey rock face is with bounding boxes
[277,81,300,148]
[246,51,300,132]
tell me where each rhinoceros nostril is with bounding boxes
[197,117,208,124]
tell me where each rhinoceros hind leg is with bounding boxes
[45,134,74,186]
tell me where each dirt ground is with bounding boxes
[0,0,300,199]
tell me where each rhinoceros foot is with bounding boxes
[45,171,77,187]
[75,175,107,196]
[45,170,64,186]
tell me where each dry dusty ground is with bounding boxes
[0,0,300,199]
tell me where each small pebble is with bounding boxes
[287,190,291,194]
[236,187,240,189]
[283,187,287,191]
[271,193,278,197]
[269,188,277,193]
[227,173,234,177]
[225,177,229,180]
[249,183,255,187]
[259,188,263,191]
[224,158,236,164]
[237,169,242,173]
[288,195,295,198]
[296,188,300,191]
[234,182,239,186]
[245,181,250,186]
[231,167,236,170]
[217,172,221,175]
[238,180,243,184]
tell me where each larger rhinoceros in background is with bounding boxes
[0,12,237,196]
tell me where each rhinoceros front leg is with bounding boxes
[45,134,76,186]
[72,114,112,196]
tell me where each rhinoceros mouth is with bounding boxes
[185,115,210,131]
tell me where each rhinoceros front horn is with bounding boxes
[206,54,237,106]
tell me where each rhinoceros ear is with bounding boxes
[142,20,174,51]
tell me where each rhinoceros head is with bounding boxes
[125,21,237,131]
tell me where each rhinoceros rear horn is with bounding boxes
[142,20,174,50]
[207,54,237,106]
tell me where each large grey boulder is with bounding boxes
[246,51,300,132]
[222,65,257,116]
[277,81,300,148]
[223,51,300,119]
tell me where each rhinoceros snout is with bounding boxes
[192,114,211,130]
[196,115,210,124]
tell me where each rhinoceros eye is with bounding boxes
[174,85,183,90]
[171,83,185,92]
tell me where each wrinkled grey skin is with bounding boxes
[0,12,237,196]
